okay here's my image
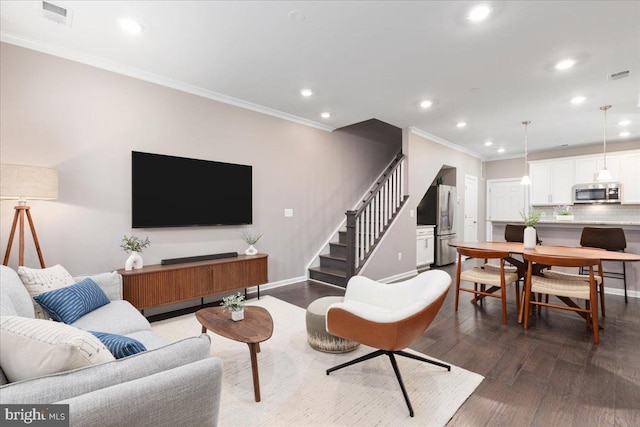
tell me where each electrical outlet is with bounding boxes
[409,209,415,217]
[398,252,402,261]
[284,209,293,217]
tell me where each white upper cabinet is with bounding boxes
[621,152,640,203]
[531,150,638,205]
[530,159,574,205]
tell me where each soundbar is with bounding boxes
[161,252,238,265]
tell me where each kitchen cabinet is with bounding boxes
[530,159,574,205]
[621,152,640,203]
[575,155,621,184]
[416,226,435,267]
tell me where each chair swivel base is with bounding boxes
[326,349,451,417]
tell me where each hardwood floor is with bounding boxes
[261,259,640,426]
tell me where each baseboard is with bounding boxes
[378,269,419,284]
[604,287,639,299]
[245,275,307,294]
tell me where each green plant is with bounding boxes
[555,205,572,215]
[241,230,263,245]
[221,292,245,312]
[120,235,150,253]
[520,207,543,227]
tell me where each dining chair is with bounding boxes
[541,263,605,316]
[579,227,627,303]
[455,247,520,324]
[504,223,542,245]
[522,252,600,344]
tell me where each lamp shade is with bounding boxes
[0,164,59,200]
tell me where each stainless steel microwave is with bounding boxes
[573,182,622,204]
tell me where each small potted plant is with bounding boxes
[554,205,574,221]
[520,207,543,249]
[241,230,263,256]
[120,235,150,271]
[221,292,246,321]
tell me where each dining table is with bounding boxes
[448,241,640,323]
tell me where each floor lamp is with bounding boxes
[1,164,59,268]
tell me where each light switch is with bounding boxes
[284,209,294,217]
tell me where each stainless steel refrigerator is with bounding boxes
[417,184,457,266]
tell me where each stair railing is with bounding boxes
[345,154,407,279]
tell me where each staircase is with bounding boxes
[309,153,407,287]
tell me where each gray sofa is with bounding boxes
[0,265,223,427]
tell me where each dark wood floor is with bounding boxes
[262,259,640,427]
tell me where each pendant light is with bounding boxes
[521,120,531,185]
[597,105,613,181]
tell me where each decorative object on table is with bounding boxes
[554,205,574,221]
[120,235,150,271]
[520,207,542,249]
[597,104,613,181]
[0,164,59,268]
[221,291,246,321]
[520,120,532,186]
[241,230,263,256]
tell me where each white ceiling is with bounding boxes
[1,1,639,159]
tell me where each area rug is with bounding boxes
[150,296,483,426]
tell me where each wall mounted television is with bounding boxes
[132,151,252,228]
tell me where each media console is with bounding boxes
[117,254,268,311]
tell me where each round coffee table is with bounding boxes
[196,306,273,402]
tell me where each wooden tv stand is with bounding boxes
[117,254,268,311]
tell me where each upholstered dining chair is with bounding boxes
[325,270,451,418]
[455,247,521,324]
[523,252,601,344]
[580,227,627,303]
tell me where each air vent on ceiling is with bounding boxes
[41,1,73,27]
[609,70,630,81]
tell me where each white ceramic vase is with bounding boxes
[245,245,257,256]
[523,227,537,249]
[125,251,144,271]
[231,309,244,321]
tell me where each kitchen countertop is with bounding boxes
[491,219,640,226]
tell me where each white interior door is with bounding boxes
[464,175,478,242]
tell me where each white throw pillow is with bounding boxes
[17,265,75,319]
[0,316,115,382]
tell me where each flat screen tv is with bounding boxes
[132,151,252,228]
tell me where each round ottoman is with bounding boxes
[306,296,360,353]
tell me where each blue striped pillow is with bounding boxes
[90,331,146,359]
[33,278,110,324]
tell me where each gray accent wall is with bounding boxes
[0,43,399,282]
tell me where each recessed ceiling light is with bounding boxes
[497,147,505,153]
[484,141,493,147]
[419,100,433,109]
[321,112,331,119]
[118,17,144,34]
[300,88,314,97]
[571,96,586,104]
[456,122,467,128]
[288,10,306,23]
[619,131,631,137]
[467,4,491,22]
[555,59,575,70]
[619,120,631,126]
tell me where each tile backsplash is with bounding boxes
[537,204,640,223]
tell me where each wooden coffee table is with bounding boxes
[196,306,273,402]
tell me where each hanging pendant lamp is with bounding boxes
[521,120,531,185]
[597,105,613,181]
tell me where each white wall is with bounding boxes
[0,43,399,282]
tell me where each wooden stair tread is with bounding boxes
[309,266,347,278]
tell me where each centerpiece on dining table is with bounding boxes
[520,207,542,249]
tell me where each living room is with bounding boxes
[1,1,639,426]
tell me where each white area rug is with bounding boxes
[151,296,483,426]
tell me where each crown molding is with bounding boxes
[1,32,336,133]
[409,127,486,160]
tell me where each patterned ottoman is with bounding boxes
[305,296,360,353]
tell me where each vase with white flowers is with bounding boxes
[120,235,150,271]
[520,208,542,249]
[241,230,263,256]
[221,292,246,321]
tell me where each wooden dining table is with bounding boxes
[449,241,640,323]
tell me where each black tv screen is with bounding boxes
[132,151,252,228]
